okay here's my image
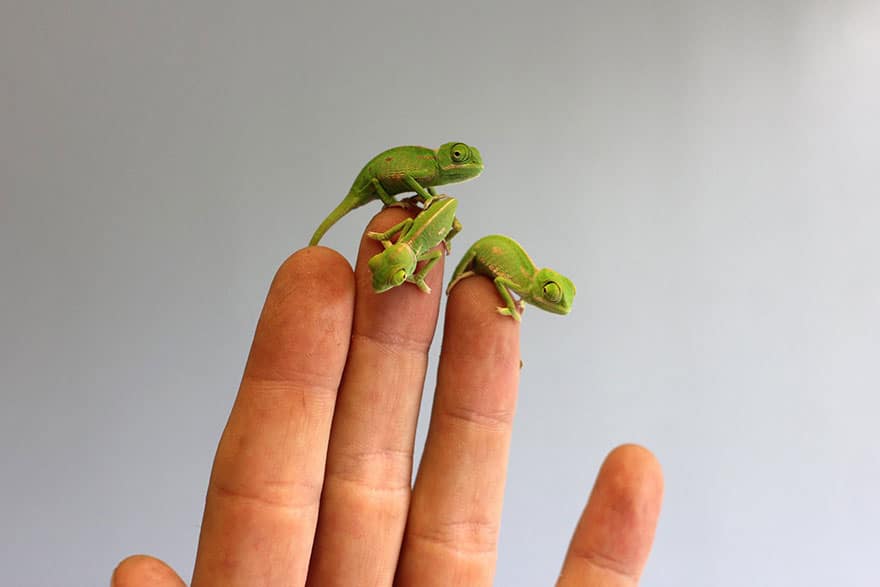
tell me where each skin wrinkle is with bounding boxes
[324,472,413,496]
[404,524,500,557]
[237,376,339,409]
[323,446,414,494]
[349,330,432,356]
[565,546,641,584]
[326,446,414,490]
[207,478,323,515]
[436,401,516,433]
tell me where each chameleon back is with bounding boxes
[353,145,440,199]
[405,197,458,254]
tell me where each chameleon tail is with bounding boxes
[309,192,361,246]
[446,248,477,295]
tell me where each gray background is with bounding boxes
[2,1,879,585]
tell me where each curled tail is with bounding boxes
[309,192,361,246]
[446,247,478,295]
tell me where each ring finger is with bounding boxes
[395,275,522,586]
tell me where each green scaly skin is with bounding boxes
[309,142,483,246]
[367,196,461,294]
[446,235,576,322]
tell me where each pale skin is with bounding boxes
[111,207,664,587]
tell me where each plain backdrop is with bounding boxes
[2,1,879,585]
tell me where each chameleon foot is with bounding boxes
[413,279,432,294]
[496,306,523,322]
[385,195,424,210]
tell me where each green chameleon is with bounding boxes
[446,235,576,321]
[309,142,483,246]
[367,196,461,294]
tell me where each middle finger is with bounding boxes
[306,207,445,586]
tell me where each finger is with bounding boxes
[192,248,355,586]
[395,276,521,586]
[307,207,445,586]
[111,555,185,587]
[556,444,664,587]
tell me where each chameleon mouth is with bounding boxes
[440,162,484,181]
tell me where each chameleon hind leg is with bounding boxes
[392,195,424,209]
[493,277,524,322]
[384,195,422,210]
[443,216,462,255]
[409,249,443,294]
[370,178,399,206]
[371,177,418,209]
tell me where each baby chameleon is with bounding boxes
[446,235,576,321]
[367,196,461,294]
[309,142,483,246]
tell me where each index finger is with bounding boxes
[192,247,355,587]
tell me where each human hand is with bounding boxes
[112,207,664,586]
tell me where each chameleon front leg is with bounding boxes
[493,277,524,322]
[409,249,443,294]
[443,216,462,255]
[403,175,435,207]
[366,217,413,248]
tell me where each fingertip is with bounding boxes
[563,444,664,582]
[600,444,665,498]
[445,274,521,335]
[595,445,665,528]
[273,245,355,300]
[433,272,525,429]
[111,555,184,587]
[246,245,356,382]
[589,443,665,534]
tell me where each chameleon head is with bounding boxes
[530,268,577,315]
[368,244,418,293]
[436,142,484,183]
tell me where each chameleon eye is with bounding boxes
[543,281,562,303]
[450,143,470,163]
[392,268,407,286]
